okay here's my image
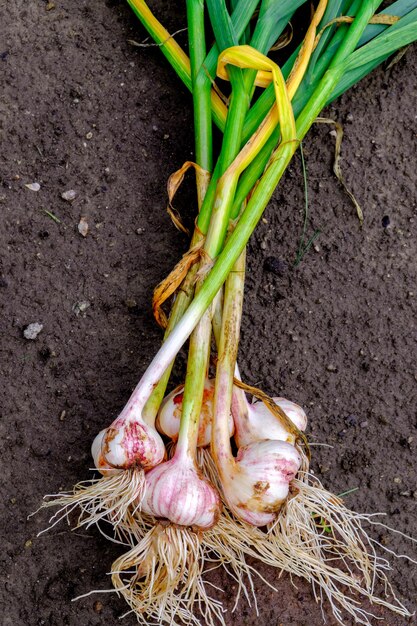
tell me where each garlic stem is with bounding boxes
[212,249,246,463]
[230,364,251,426]
[141,229,203,425]
[211,264,251,429]
[175,305,212,461]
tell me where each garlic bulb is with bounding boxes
[219,439,301,526]
[233,395,307,448]
[157,378,234,447]
[92,418,166,474]
[141,457,221,529]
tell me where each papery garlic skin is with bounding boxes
[91,429,115,476]
[233,396,307,448]
[141,457,221,529]
[219,439,301,526]
[92,419,166,472]
[157,379,234,447]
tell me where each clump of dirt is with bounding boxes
[1,1,416,625]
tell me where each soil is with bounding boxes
[1,2,416,626]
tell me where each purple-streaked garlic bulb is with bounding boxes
[92,417,166,475]
[156,378,234,447]
[232,394,307,448]
[216,439,301,526]
[141,457,221,529]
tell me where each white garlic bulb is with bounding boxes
[157,378,234,447]
[233,396,307,448]
[219,439,301,526]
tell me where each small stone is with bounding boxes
[93,601,103,614]
[360,420,368,428]
[346,112,354,122]
[313,243,321,253]
[23,322,43,340]
[78,216,89,237]
[46,1,55,9]
[136,227,145,235]
[326,363,338,373]
[10,497,16,505]
[25,182,41,192]
[61,189,77,202]
[400,491,411,497]
[407,436,414,444]
[72,300,90,316]
[59,410,66,422]
[393,477,401,484]
[345,414,358,427]
[86,131,93,140]
[24,539,33,549]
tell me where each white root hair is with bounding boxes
[37,468,146,539]
[111,523,226,626]
[37,446,415,625]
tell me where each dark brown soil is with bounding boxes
[1,2,416,625]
